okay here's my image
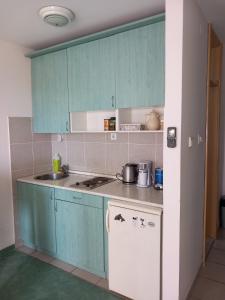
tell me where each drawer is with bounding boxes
[54,188,103,209]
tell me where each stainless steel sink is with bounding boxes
[34,173,69,180]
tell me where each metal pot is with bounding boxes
[116,163,138,184]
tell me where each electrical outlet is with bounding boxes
[57,134,63,142]
[111,133,117,141]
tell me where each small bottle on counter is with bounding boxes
[154,168,163,190]
[53,153,61,173]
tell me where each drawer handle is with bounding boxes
[73,196,82,200]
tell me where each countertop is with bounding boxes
[17,173,163,208]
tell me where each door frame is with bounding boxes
[203,24,223,263]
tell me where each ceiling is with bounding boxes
[0,0,164,50]
[197,0,225,43]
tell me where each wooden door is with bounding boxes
[32,50,70,133]
[115,21,165,109]
[68,36,116,112]
[17,182,35,248]
[33,185,56,255]
[204,25,223,246]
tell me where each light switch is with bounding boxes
[111,133,117,141]
[197,134,203,144]
[188,137,193,148]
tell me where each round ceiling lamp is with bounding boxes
[39,6,75,27]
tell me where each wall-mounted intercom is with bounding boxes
[167,127,177,148]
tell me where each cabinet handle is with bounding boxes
[54,201,58,212]
[106,209,110,233]
[111,96,115,108]
[50,190,54,200]
[66,121,69,132]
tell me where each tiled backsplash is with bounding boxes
[9,117,163,183]
[52,132,163,175]
[9,117,52,194]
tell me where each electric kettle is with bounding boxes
[116,163,138,184]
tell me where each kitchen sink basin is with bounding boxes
[34,173,69,180]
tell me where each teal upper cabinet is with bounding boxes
[17,182,35,248]
[68,36,116,112]
[115,21,165,108]
[31,50,70,133]
[33,185,56,256]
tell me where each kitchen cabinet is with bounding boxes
[17,182,35,248]
[17,183,56,255]
[55,191,105,277]
[68,20,165,112]
[115,21,165,109]
[33,185,56,255]
[68,36,116,112]
[31,50,70,133]
[18,183,106,276]
[30,15,164,132]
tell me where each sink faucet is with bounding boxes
[61,164,69,175]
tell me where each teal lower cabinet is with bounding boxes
[17,183,56,255]
[18,183,107,278]
[17,182,35,249]
[55,195,105,277]
[33,185,56,256]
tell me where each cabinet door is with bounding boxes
[17,182,35,248]
[32,50,70,133]
[55,199,105,277]
[33,185,56,255]
[68,36,116,112]
[116,21,165,108]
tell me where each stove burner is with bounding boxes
[70,176,115,190]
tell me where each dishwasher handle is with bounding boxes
[106,209,110,233]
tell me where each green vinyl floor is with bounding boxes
[0,247,121,300]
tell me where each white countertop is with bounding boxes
[17,173,163,208]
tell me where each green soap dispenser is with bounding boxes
[53,153,61,173]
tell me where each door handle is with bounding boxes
[66,121,69,132]
[106,209,110,233]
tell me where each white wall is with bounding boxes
[163,1,183,299]
[163,0,207,299]
[0,40,31,250]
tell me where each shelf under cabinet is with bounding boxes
[70,107,164,133]
[70,130,164,133]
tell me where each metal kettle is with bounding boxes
[116,163,138,184]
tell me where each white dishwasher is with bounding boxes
[107,200,162,300]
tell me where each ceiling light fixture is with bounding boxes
[39,6,75,27]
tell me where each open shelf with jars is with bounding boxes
[70,107,164,133]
